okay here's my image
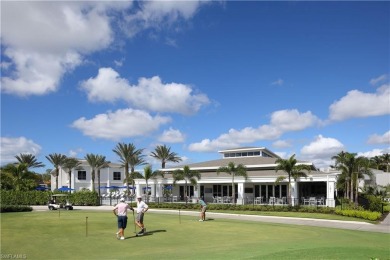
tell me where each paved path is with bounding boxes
[32,206,390,234]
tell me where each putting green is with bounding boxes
[1,210,389,259]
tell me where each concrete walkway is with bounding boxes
[32,205,390,234]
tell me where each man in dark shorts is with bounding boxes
[113,197,134,240]
[198,198,207,221]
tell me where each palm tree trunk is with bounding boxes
[97,170,101,202]
[232,174,235,204]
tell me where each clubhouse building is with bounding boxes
[52,147,339,207]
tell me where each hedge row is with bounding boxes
[335,209,382,221]
[0,190,99,206]
[0,205,33,213]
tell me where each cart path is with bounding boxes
[31,206,390,234]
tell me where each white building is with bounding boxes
[51,160,125,192]
[134,147,340,207]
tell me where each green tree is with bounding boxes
[150,144,182,169]
[275,154,311,204]
[381,153,390,172]
[15,153,45,169]
[113,143,145,196]
[85,153,99,193]
[173,165,201,204]
[141,165,159,202]
[62,157,82,192]
[46,153,67,190]
[2,163,37,191]
[217,162,248,204]
[331,152,371,204]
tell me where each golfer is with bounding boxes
[198,198,207,222]
[135,196,149,235]
[113,197,134,240]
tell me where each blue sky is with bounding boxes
[1,1,389,173]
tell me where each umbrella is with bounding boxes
[164,185,173,190]
[35,186,48,191]
[99,186,110,189]
[58,187,74,191]
[142,186,151,190]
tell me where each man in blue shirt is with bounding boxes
[198,198,207,222]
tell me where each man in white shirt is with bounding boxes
[135,196,149,235]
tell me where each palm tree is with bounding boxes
[15,153,45,169]
[275,154,311,204]
[150,144,182,169]
[84,153,99,192]
[95,155,110,200]
[129,150,146,191]
[141,165,159,202]
[62,157,82,192]
[217,162,248,204]
[113,143,145,195]
[2,163,36,191]
[381,153,390,172]
[173,165,201,204]
[46,153,67,190]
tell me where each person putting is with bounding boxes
[198,198,207,221]
[113,197,134,240]
[135,195,149,235]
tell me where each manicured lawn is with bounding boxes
[1,210,389,259]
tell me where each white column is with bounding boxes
[290,182,297,206]
[237,183,244,204]
[327,177,335,207]
[194,184,200,198]
[136,183,141,198]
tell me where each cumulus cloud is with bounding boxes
[300,135,345,159]
[80,67,210,115]
[328,84,390,121]
[71,108,171,140]
[358,148,390,158]
[1,1,128,96]
[1,1,212,97]
[158,128,186,143]
[299,135,345,169]
[0,137,42,165]
[122,0,212,37]
[367,130,390,145]
[189,109,320,152]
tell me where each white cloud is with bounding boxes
[122,0,212,37]
[358,148,390,158]
[329,84,390,121]
[0,137,42,165]
[2,1,212,97]
[1,2,127,97]
[271,79,284,86]
[367,130,390,145]
[300,135,345,159]
[71,108,171,140]
[370,74,387,86]
[189,109,320,152]
[299,135,345,169]
[80,67,210,115]
[158,128,186,143]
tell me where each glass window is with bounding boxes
[113,172,121,180]
[78,171,86,180]
[248,152,254,156]
[254,151,260,156]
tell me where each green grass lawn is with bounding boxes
[1,210,389,260]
